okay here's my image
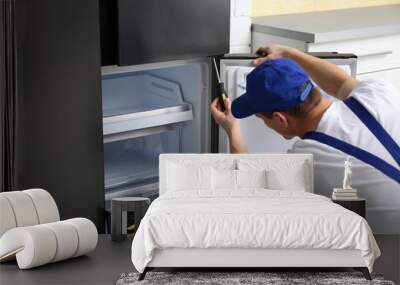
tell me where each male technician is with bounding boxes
[211,44,400,183]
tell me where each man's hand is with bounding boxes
[254,45,293,65]
[210,97,239,134]
[210,97,248,153]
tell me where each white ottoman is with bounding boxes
[0,189,98,269]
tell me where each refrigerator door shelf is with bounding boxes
[102,104,193,143]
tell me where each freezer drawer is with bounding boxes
[104,130,179,199]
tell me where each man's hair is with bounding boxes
[262,87,322,119]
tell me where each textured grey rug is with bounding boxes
[116,272,396,285]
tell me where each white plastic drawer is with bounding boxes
[308,34,400,74]
[104,130,179,190]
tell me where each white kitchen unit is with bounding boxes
[251,5,400,92]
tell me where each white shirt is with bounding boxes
[316,79,400,169]
[291,80,400,234]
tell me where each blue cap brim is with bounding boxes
[231,93,256,119]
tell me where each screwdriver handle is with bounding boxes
[256,50,268,57]
[217,82,227,112]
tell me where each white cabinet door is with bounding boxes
[357,68,400,94]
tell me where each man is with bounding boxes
[211,44,400,233]
[211,44,400,183]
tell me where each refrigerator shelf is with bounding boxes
[103,104,193,142]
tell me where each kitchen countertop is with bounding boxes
[252,5,400,43]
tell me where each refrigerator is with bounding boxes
[101,53,358,208]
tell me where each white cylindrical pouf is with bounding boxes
[0,195,17,237]
[23,189,60,224]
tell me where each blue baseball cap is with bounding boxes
[231,58,313,118]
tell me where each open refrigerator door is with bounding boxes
[217,53,357,153]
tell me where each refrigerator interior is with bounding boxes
[218,57,357,153]
[101,59,211,206]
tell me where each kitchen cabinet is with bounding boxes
[307,34,400,92]
[251,5,400,92]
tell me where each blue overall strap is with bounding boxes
[344,97,400,166]
[303,131,400,183]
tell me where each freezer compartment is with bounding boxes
[101,59,210,151]
[104,130,180,198]
[102,59,211,203]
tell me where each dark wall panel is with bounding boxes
[15,0,105,231]
[0,1,18,192]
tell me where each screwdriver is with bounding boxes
[213,58,228,112]
[256,49,268,57]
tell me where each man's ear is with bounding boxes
[272,112,289,127]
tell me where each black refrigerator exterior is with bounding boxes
[4,0,105,231]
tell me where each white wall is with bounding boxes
[230,0,252,53]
